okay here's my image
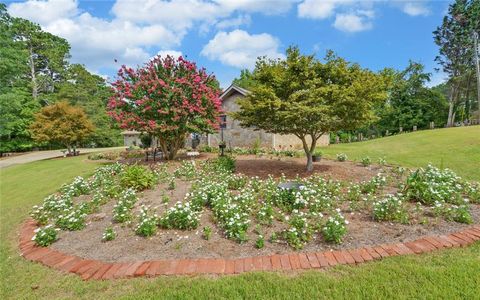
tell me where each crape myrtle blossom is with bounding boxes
[108,55,222,160]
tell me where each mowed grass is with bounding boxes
[1,144,480,299]
[320,126,480,181]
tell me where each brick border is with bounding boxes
[18,219,480,280]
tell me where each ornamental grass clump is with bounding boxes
[32,225,59,247]
[135,205,159,237]
[372,194,408,223]
[322,210,348,244]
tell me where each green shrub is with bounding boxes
[336,153,347,162]
[33,225,58,247]
[203,226,212,240]
[212,155,236,173]
[135,205,158,237]
[120,164,158,191]
[255,235,265,249]
[102,226,116,241]
[160,201,201,230]
[372,194,408,223]
[322,210,348,244]
[361,156,371,166]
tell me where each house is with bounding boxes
[207,85,329,149]
[121,84,330,149]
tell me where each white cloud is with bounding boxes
[402,2,430,17]
[8,0,78,25]
[334,12,373,32]
[201,30,284,69]
[298,0,345,19]
[216,14,251,30]
[156,50,183,58]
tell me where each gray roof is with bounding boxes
[220,84,250,100]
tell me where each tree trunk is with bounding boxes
[28,45,38,101]
[300,134,319,172]
[306,152,313,172]
[447,101,455,127]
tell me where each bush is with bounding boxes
[120,164,158,191]
[55,208,87,230]
[255,235,265,249]
[112,188,137,223]
[372,194,408,223]
[322,210,348,244]
[361,156,371,166]
[160,201,201,230]
[33,225,58,247]
[203,226,212,240]
[336,153,348,162]
[88,151,120,161]
[102,226,116,241]
[283,211,312,249]
[135,205,158,237]
[211,155,236,173]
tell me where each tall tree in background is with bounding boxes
[434,0,480,126]
[233,47,389,171]
[232,69,256,90]
[30,101,94,154]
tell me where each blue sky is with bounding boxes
[6,0,451,88]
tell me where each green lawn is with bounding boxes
[1,138,480,299]
[320,126,480,181]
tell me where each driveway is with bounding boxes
[0,147,125,169]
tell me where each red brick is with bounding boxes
[373,246,390,258]
[439,235,460,247]
[359,248,374,261]
[57,257,82,272]
[134,262,151,277]
[381,244,399,256]
[38,251,66,266]
[208,259,226,274]
[341,250,356,264]
[306,253,320,268]
[315,253,329,267]
[76,261,102,275]
[195,259,210,274]
[298,253,311,269]
[103,263,123,279]
[224,260,235,274]
[323,251,338,266]
[146,261,161,276]
[364,247,381,259]
[271,255,282,270]
[418,239,437,251]
[91,263,113,280]
[234,259,244,274]
[69,260,94,273]
[452,233,474,244]
[157,260,177,275]
[423,237,444,249]
[21,245,41,257]
[24,247,51,261]
[279,254,291,270]
[332,251,346,264]
[123,261,144,277]
[251,257,263,271]
[393,243,414,255]
[262,256,273,271]
[288,254,301,270]
[52,255,76,268]
[243,257,254,272]
[404,242,424,254]
[447,234,469,247]
[463,229,480,239]
[113,263,133,278]
[347,249,364,263]
[81,263,105,280]
[432,236,453,248]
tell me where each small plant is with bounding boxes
[202,226,212,240]
[112,188,137,223]
[168,177,176,190]
[270,232,278,243]
[160,201,201,230]
[102,226,116,241]
[212,155,236,173]
[372,194,409,223]
[256,202,274,225]
[378,157,387,166]
[55,208,87,231]
[32,225,58,247]
[444,204,473,224]
[336,153,348,162]
[135,205,158,237]
[162,194,170,204]
[255,235,265,249]
[322,210,348,244]
[120,164,158,191]
[283,211,312,249]
[361,156,371,167]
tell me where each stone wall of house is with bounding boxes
[123,134,141,147]
[208,93,274,148]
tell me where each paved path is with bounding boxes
[0,147,125,169]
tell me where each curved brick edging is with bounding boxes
[18,219,480,281]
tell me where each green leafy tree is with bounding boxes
[30,101,94,154]
[232,47,389,171]
[232,69,257,89]
[433,0,480,125]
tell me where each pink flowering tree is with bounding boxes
[108,55,222,159]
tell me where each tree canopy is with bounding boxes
[232,47,390,170]
[30,101,94,153]
[108,55,222,159]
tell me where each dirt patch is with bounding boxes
[49,155,480,262]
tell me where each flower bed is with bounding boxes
[27,156,480,262]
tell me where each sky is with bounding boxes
[5,0,452,88]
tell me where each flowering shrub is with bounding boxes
[103,226,116,241]
[174,160,197,180]
[61,176,91,197]
[135,206,159,237]
[32,225,58,247]
[360,174,387,194]
[113,188,137,223]
[322,210,348,244]
[372,194,408,223]
[226,174,248,190]
[256,202,274,225]
[160,201,201,230]
[120,164,158,191]
[336,153,348,162]
[444,204,473,224]
[211,196,251,243]
[361,156,371,166]
[283,211,312,249]
[55,208,87,230]
[211,155,236,173]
